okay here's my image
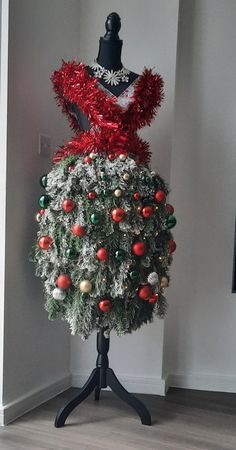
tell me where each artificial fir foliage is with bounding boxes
[31,60,177,340]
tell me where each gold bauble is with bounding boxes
[123,173,130,181]
[79,280,92,293]
[160,276,169,288]
[114,189,122,197]
[119,153,127,161]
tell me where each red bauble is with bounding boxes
[168,239,177,253]
[98,299,112,313]
[142,206,154,218]
[71,224,86,237]
[39,209,45,216]
[155,190,166,203]
[111,208,125,222]
[133,192,141,201]
[38,236,52,250]
[166,203,174,215]
[108,154,116,161]
[96,248,108,261]
[87,191,96,200]
[132,241,146,256]
[62,198,76,212]
[138,285,152,300]
[149,293,159,304]
[56,274,72,290]
[84,156,92,164]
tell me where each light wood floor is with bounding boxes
[0,387,236,450]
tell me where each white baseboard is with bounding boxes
[72,371,166,396]
[0,373,72,426]
[166,372,236,393]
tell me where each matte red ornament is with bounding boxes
[111,208,125,222]
[168,239,177,253]
[98,299,112,313]
[96,248,108,262]
[39,209,45,216]
[38,236,52,250]
[108,154,116,161]
[155,190,166,203]
[133,192,141,201]
[142,206,154,218]
[166,203,174,215]
[87,191,96,200]
[138,285,152,300]
[56,274,72,290]
[149,293,159,304]
[62,198,76,212]
[84,156,92,164]
[132,241,146,256]
[71,224,86,237]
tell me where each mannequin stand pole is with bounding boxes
[55,329,151,427]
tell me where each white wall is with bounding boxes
[1,0,82,424]
[165,0,236,392]
[70,0,179,395]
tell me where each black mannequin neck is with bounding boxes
[96,39,123,71]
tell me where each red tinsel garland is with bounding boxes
[51,60,164,164]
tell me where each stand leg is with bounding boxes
[55,368,99,428]
[107,368,151,426]
[94,386,101,401]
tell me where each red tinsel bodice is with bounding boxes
[51,60,164,164]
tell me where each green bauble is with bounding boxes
[166,215,177,229]
[128,270,139,281]
[90,212,101,225]
[40,175,47,188]
[81,292,89,300]
[115,249,126,262]
[38,194,51,208]
[65,248,77,259]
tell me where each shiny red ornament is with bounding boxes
[39,209,45,216]
[38,236,52,250]
[71,224,86,237]
[111,208,125,222]
[155,190,166,203]
[87,191,96,200]
[132,241,146,256]
[149,293,159,304]
[133,192,141,201]
[142,206,154,218]
[56,274,72,290]
[96,248,108,262]
[168,239,177,253]
[98,299,112,313]
[84,156,92,164]
[138,285,152,300]
[166,203,174,215]
[62,198,76,212]
[108,153,116,161]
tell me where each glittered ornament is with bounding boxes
[38,194,51,209]
[111,208,125,222]
[168,240,177,253]
[79,280,92,293]
[115,249,126,262]
[149,293,159,304]
[119,153,127,161]
[87,191,96,200]
[90,213,101,225]
[52,287,66,301]
[84,156,92,164]
[65,248,77,259]
[114,189,122,198]
[138,285,152,300]
[96,248,108,261]
[133,192,141,201]
[142,206,154,218]
[38,235,52,250]
[98,299,112,313]
[166,215,177,229]
[123,173,130,181]
[160,276,169,288]
[40,175,47,188]
[56,274,72,290]
[62,198,76,212]
[166,204,174,215]
[155,190,166,203]
[147,272,159,286]
[132,241,146,256]
[108,153,116,161]
[71,224,86,236]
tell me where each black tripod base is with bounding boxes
[55,331,152,427]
